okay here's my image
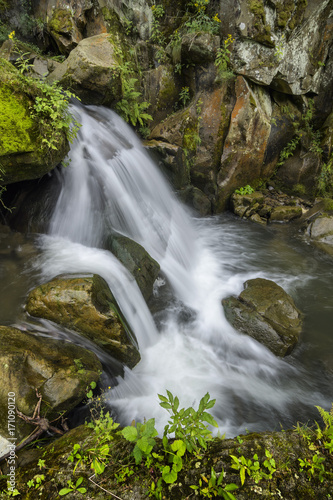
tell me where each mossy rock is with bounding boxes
[105,235,160,301]
[25,274,140,368]
[223,278,302,356]
[0,326,101,443]
[0,58,69,185]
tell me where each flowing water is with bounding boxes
[2,104,333,437]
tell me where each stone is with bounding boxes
[222,278,302,356]
[269,205,302,222]
[46,33,122,106]
[25,274,140,368]
[0,325,101,442]
[105,235,160,301]
[216,76,272,210]
[0,58,69,184]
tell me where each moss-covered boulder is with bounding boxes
[0,325,101,444]
[306,215,333,257]
[106,235,160,302]
[222,278,302,356]
[46,33,122,106]
[25,274,140,368]
[0,58,69,184]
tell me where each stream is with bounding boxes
[1,104,332,438]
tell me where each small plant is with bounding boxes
[299,452,326,483]
[159,390,218,454]
[191,466,238,499]
[121,417,158,464]
[234,185,255,195]
[230,449,276,485]
[27,474,45,489]
[59,477,87,496]
[178,86,190,108]
[215,34,235,77]
[86,380,97,399]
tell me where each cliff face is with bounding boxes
[0,0,332,211]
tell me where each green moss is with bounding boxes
[249,0,265,19]
[0,83,35,155]
[48,9,74,34]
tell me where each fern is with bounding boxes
[315,404,333,430]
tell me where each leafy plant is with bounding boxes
[159,390,218,454]
[234,185,254,195]
[178,86,190,108]
[230,449,276,485]
[59,477,87,496]
[86,380,97,399]
[121,418,158,464]
[215,34,235,77]
[299,452,326,483]
[190,466,238,499]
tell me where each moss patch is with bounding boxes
[0,83,35,156]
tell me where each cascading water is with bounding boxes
[33,104,331,437]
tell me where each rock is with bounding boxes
[0,58,69,184]
[222,278,302,356]
[0,325,101,442]
[230,192,265,218]
[270,205,302,222]
[46,33,122,106]
[25,274,140,368]
[178,186,212,216]
[229,0,332,95]
[216,76,272,210]
[181,32,220,65]
[105,235,160,301]
[307,215,333,256]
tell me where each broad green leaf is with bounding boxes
[133,445,143,464]
[121,426,138,442]
[225,483,238,491]
[201,411,218,427]
[75,477,83,487]
[171,439,186,456]
[240,467,245,486]
[172,455,183,472]
[162,465,177,484]
[59,488,72,495]
[92,458,105,475]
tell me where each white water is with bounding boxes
[34,105,329,437]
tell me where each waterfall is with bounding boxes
[35,104,327,437]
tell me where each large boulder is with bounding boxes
[222,278,302,356]
[25,274,140,368]
[46,33,122,106]
[0,58,69,184]
[216,76,272,210]
[106,234,160,301]
[0,325,101,443]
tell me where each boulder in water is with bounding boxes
[105,234,160,301]
[222,278,302,357]
[0,325,101,443]
[306,215,333,257]
[25,274,140,368]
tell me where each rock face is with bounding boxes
[0,58,69,184]
[106,234,160,301]
[46,33,122,106]
[222,278,302,356]
[25,274,140,368]
[0,325,101,442]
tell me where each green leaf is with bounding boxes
[92,458,105,475]
[171,439,186,456]
[240,467,245,486]
[172,455,183,472]
[75,477,83,487]
[121,426,138,442]
[159,402,172,410]
[162,465,178,484]
[225,483,238,491]
[201,411,218,427]
[59,488,73,495]
[133,445,143,464]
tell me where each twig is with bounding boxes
[89,474,124,499]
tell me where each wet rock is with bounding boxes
[178,186,212,216]
[222,278,302,356]
[46,33,122,106]
[25,274,140,368]
[0,325,101,442]
[105,235,160,301]
[181,33,220,65]
[306,215,333,256]
[270,205,302,222]
[0,58,69,184]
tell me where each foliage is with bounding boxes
[230,449,276,485]
[317,155,333,197]
[121,418,158,465]
[59,477,87,496]
[190,466,238,499]
[234,185,254,195]
[215,34,235,77]
[178,86,190,108]
[113,42,153,127]
[159,390,218,453]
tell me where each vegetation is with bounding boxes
[234,185,255,195]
